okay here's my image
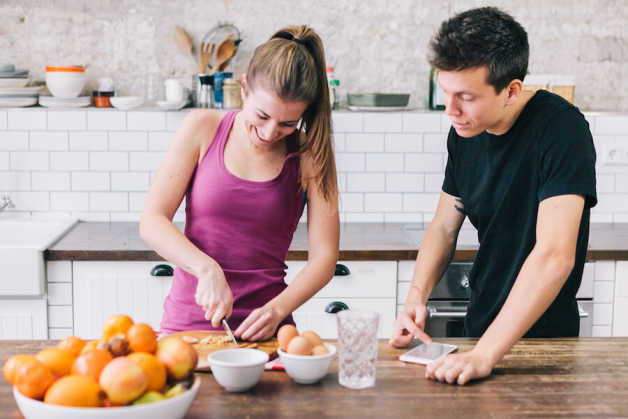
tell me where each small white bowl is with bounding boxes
[207,348,268,392]
[13,376,200,419]
[110,96,144,110]
[277,343,336,384]
[45,66,86,98]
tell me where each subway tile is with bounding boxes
[595,116,628,135]
[9,192,49,211]
[129,192,148,211]
[403,193,440,212]
[29,132,68,151]
[90,192,128,211]
[32,172,70,191]
[127,111,166,131]
[366,153,403,172]
[345,133,384,152]
[89,152,128,171]
[109,132,148,151]
[51,152,88,170]
[404,153,444,172]
[111,173,149,191]
[593,280,615,303]
[335,153,365,172]
[148,132,173,151]
[166,110,189,131]
[51,192,89,211]
[365,193,402,212]
[440,114,452,133]
[403,113,441,133]
[339,193,363,212]
[47,111,86,130]
[10,151,49,171]
[69,132,108,151]
[592,303,613,325]
[333,133,345,152]
[384,134,422,152]
[129,152,164,171]
[87,110,126,130]
[48,283,72,305]
[344,212,384,222]
[0,111,6,129]
[595,194,628,212]
[72,172,109,191]
[110,212,142,222]
[332,112,362,132]
[8,110,46,130]
[425,173,444,192]
[346,173,385,192]
[363,113,402,133]
[0,172,30,191]
[423,133,447,153]
[0,152,8,169]
[384,213,423,223]
[48,306,73,328]
[0,131,28,150]
[386,173,424,192]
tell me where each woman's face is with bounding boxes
[240,79,308,149]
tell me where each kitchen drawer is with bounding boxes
[285,261,396,298]
[293,297,395,339]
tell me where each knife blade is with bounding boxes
[221,318,238,345]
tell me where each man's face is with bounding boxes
[438,66,510,137]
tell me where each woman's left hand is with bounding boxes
[234,305,283,341]
[424,348,494,385]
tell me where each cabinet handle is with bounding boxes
[150,264,173,277]
[324,301,349,313]
[334,263,350,276]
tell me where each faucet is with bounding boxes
[0,193,14,211]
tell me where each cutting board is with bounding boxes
[169,330,279,371]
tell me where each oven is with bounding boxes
[425,263,593,338]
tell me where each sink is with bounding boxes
[0,217,77,296]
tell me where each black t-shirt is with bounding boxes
[442,90,597,338]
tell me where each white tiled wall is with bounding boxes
[0,109,627,222]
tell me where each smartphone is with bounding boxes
[399,342,458,365]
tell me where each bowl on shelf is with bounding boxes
[110,96,144,110]
[207,348,268,392]
[347,93,410,107]
[277,343,336,384]
[45,66,86,98]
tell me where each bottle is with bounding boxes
[429,68,445,110]
[198,75,213,108]
[222,78,242,109]
[326,66,339,110]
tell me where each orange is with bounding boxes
[57,336,86,358]
[127,323,157,353]
[127,352,167,392]
[3,354,36,385]
[81,340,104,354]
[102,314,134,341]
[71,348,113,382]
[35,347,75,377]
[14,358,54,400]
[44,375,102,407]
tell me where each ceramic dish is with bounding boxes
[45,66,86,98]
[39,95,91,108]
[207,348,268,392]
[0,97,38,107]
[156,99,187,111]
[0,86,42,95]
[0,70,28,77]
[0,78,30,88]
[277,343,336,384]
[110,96,144,110]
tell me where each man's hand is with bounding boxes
[425,348,494,385]
[389,304,432,348]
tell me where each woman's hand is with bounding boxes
[234,304,283,341]
[425,348,494,385]
[194,261,233,328]
[389,303,432,348]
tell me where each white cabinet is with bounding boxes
[0,299,47,339]
[614,262,628,336]
[73,261,174,339]
[285,261,397,339]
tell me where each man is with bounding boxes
[390,7,597,385]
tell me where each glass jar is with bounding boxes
[222,78,242,109]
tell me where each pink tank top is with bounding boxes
[160,111,305,333]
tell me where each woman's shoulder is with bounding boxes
[176,109,227,148]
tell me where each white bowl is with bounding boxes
[13,376,200,419]
[110,96,144,110]
[277,343,336,384]
[45,68,86,98]
[207,348,268,392]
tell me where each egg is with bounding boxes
[300,330,323,348]
[287,336,312,356]
[311,344,329,356]
[277,324,299,351]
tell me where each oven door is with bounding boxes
[424,301,468,338]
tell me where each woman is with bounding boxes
[140,25,340,341]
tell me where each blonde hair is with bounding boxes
[246,25,338,203]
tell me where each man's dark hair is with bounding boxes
[428,7,529,93]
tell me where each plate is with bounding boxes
[347,105,412,112]
[0,97,38,107]
[157,99,187,111]
[39,95,91,108]
[0,78,29,88]
[0,86,42,95]
[110,96,143,110]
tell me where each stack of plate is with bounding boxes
[0,86,41,108]
[0,63,30,88]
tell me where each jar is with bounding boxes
[222,78,242,109]
[93,90,114,108]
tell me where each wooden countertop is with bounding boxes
[2,338,628,417]
[45,222,628,261]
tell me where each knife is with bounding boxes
[221,317,238,345]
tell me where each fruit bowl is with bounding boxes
[13,375,200,419]
[277,343,336,384]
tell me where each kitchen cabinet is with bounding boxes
[0,300,47,339]
[614,262,628,336]
[285,261,397,338]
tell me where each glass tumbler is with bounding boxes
[336,309,379,389]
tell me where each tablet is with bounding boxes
[399,342,458,365]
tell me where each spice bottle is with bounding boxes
[326,66,340,110]
[222,78,242,109]
[93,77,114,108]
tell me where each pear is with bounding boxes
[133,391,166,405]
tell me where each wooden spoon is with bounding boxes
[209,36,236,75]
[174,25,197,66]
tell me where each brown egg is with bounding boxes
[287,336,312,356]
[301,331,323,348]
[277,324,299,351]
[312,344,329,356]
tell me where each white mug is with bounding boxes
[164,79,185,102]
